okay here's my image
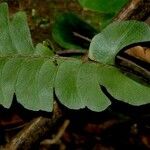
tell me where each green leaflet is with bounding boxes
[55,60,84,109]
[78,0,128,13]
[36,60,57,111]
[0,3,16,54]
[15,58,57,111]
[10,11,35,54]
[89,21,150,65]
[76,62,110,111]
[35,43,54,56]
[1,58,23,107]
[98,66,150,106]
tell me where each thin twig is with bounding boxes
[56,50,87,56]
[40,119,70,146]
[117,55,150,80]
[72,32,92,42]
[114,0,150,21]
[5,102,63,150]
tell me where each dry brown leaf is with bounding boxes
[126,46,150,63]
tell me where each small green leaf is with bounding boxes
[78,0,128,13]
[10,11,35,54]
[55,60,84,109]
[77,62,110,111]
[0,57,9,107]
[89,21,150,65]
[1,58,23,107]
[35,43,54,56]
[37,60,57,111]
[99,66,150,106]
[0,3,16,54]
[16,59,57,111]
[52,12,98,49]
[16,58,44,110]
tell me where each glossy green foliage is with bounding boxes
[89,21,150,65]
[0,3,150,113]
[52,13,98,49]
[78,0,128,13]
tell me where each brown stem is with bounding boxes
[117,55,150,80]
[72,32,92,42]
[40,120,70,146]
[114,0,150,21]
[56,50,87,56]
[5,102,63,150]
